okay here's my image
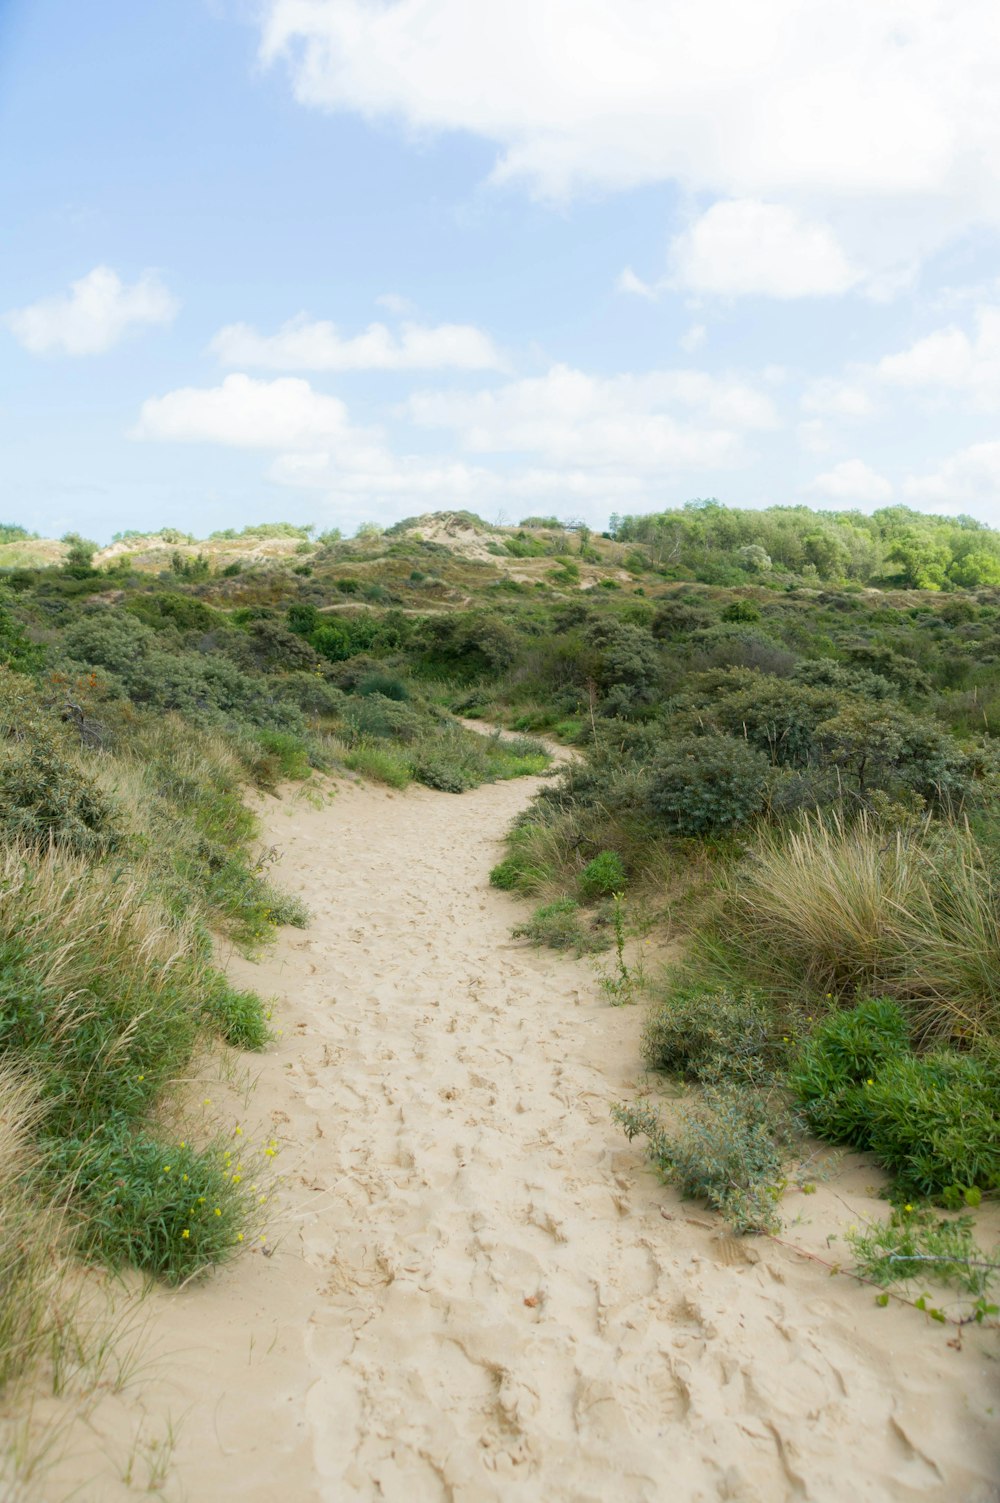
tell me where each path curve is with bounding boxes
[39,769,999,1502]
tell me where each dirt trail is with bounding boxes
[34,769,999,1502]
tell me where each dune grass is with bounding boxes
[696,811,1000,1044]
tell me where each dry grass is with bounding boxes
[0,1068,69,1393]
[700,811,1000,1043]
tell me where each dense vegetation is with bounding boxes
[0,524,546,1394]
[2,497,997,1382]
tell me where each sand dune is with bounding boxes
[30,767,999,1501]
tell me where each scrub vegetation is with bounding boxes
[2,495,999,1390]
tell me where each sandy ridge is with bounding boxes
[32,766,999,1502]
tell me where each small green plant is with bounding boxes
[790,999,1000,1200]
[647,735,770,836]
[512,897,603,954]
[848,1207,1000,1300]
[599,892,644,1005]
[614,1084,796,1233]
[343,741,413,789]
[579,850,626,899]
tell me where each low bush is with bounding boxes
[614,1085,796,1233]
[790,999,1000,1200]
[0,745,123,854]
[512,897,603,954]
[579,849,626,899]
[343,741,412,789]
[647,735,770,835]
[642,986,786,1086]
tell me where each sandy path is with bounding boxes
[31,769,999,1502]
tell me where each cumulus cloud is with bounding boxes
[133,373,380,457]
[807,458,893,504]
[260,0,1000,283]
[800,378,875,418]
[209,315,504,371]
[5,266,178,356]
[875,305,1000,408]
[903,441,1000,508]
[406,364,778,470]
[669,201,859,299]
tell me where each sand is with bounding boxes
[22,765,1000,1502]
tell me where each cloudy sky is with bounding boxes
[4,0,1000,540]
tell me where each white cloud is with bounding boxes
[800,378,875,418]
[875,305,1000,408]
[669,201,859,299]
[133,373,380,456]
[678,323,707,354]
[260,0,1000,280]
[375,292,416,315]
[807,458,893,503]
[406,363,778,470]
[617,266,658,300]
[208,315,503,371]
[5,266,177,356]
[903,441,1000,509]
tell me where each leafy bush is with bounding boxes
[0,746,123,854]
[579,850,626,899]
[342,741,412,789]
[647,735,769,835]
[64,1126,258,1284]
[614,1086,795,1233]
[847,1208,999,1297]
[790,999,1000,1199]
[642,986,785,1086]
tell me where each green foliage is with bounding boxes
[643,986,786,1085]
[0,746,123,854]
[200,975,272,1051]
[65,1126,258,1283]
[61,533,97,577]
[847,1208,999,1298]
[579,849,626,898]
[614,1086,795,1233]
[512,897,603,954]
[790,1000,1000,1199]
[647,735,770,835]
[721,599,761,623]
[343,742,413,789]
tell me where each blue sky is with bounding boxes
[3,0,1000,541]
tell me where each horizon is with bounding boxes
[4,2,1000,540]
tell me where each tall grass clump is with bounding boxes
[0,1068,69,1391]
[0,843,265,1282]
[697,810,1000,1044]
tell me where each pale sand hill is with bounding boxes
[29,768,999,1502]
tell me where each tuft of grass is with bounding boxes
[697,811,1000,1044]
[512,896,605,954]
[579,849,626,900]
[343,740,413,788]
[0,1068,69,1392]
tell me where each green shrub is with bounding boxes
[647,735,769,835]
[0,746,123,854]
[847,1208,999,1297]
[62,1126,258,1283]
[200,975,272,1051]
[614,1085,795,1233]
[642,986,785,1086]
[721,600,761,623]
[356,673,409,701]
[579,850,626,899]
[790,999,1000,1199]
[512,897,602,954]
[343,742,412,789]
